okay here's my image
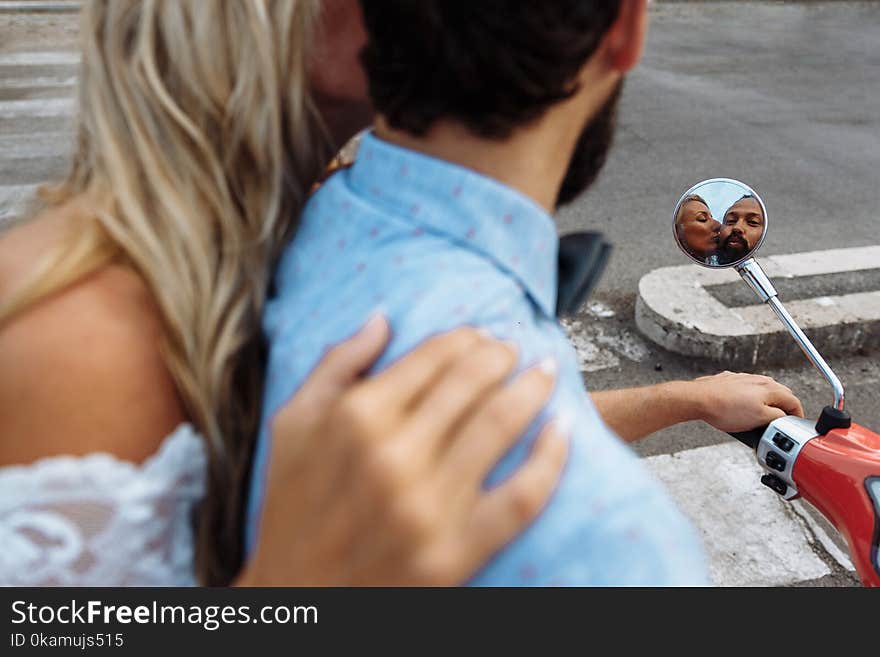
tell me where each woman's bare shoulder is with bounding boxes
[0,201,87,298]
[0,209,187,467]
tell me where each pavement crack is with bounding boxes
[783,499,860,585]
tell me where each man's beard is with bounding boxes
[556,80,623,209]
[722,234,750,258]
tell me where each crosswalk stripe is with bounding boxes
[0,132,71,158]
[0,97,75,119]
[0,1,81,11]
[0,51,80,66]
[644,441,854,586]
[0,183,38,223]
[0,75,76,90]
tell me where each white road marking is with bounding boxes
[0,97,75,119]
[0,184,38,223]
[734,289,880,333]
[769,246,880,278]
[563,314,650,373]
[0,0,81,11]
[636,245,880,364]
[0,51,80,66]
[645,442,839,586]
[0,132,71,158]
[0,75,76,90]
[587,301,616,318]
[567,330,622,372]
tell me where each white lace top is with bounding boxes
[0,424,206,586]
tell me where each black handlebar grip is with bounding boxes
[727,426,768,451]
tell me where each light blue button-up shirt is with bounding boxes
[246,132,709,585]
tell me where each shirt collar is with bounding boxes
[347,131,559,318]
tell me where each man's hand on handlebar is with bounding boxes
[591,372,804,442]
[692,371,804,433]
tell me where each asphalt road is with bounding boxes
[563,1,880,292]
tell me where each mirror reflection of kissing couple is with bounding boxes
[675,193,765,266]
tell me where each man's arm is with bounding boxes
[592,372,805,442]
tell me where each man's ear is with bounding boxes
[602,0,650,73]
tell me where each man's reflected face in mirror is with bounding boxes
[719,195,764,263]
[675,195,719,261]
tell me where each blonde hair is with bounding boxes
[0,0,330,583]
[674,194,709,228]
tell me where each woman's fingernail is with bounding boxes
[538,357,557,376]
[361,310,388,334]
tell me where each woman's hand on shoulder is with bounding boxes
[240,316,569,586]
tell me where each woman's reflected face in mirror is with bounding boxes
[675,195,720,261]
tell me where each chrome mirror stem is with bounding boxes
[736,259,846,411]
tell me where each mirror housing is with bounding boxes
[672,178,768,268]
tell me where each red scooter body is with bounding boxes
[793,424,880,587]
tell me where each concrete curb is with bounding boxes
[635,246,880,367]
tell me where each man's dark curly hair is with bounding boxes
[358,1,623,139]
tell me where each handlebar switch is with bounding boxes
[755,415,819,501]
[761,473,788,496]
[765,451,787,472]
[771,432,795,453]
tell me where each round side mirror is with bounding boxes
[673,178,768,268]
